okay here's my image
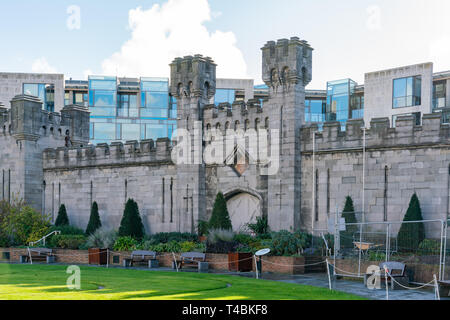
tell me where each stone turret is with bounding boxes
[170,55,217,233]
[0,94,90,214]
[261,37,314,231]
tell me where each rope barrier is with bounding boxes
[260,258,327,268]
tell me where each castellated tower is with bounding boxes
[262,37,313,231]
[0,94,89,213]
[169,55,216,233]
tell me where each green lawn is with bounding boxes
[0,264,364,300]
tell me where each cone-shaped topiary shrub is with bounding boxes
[55,204,69,226]
[118,199,145,240]
[397,193,425,252]
[208,192,232,231]
[86,202,102,236]
[340,196,358,248]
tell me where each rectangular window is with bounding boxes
[23,83,55,112]
[393,76,422,108]
[433,81,446,110]
[215,89,235,106]
[93,123,115,140]
[64,93,70,106]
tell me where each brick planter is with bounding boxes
[228,253,253,272]
[88,248,108,265]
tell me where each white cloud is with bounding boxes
[101,0,248,79]
[83,69,93,80]
[31,57,58,74]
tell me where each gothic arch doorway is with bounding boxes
[224,189,262,233]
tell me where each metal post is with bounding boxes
[362,128,366,224]
[439,221,444,281]
[107,249,109,269]
[254,255,259,279]
[386,224,390,262]
[312,132,316,232]
[443,220,448,281]
[334,206,339,272]
[434,274,440,300]
[384,264,389,300]
[326,259,332,290]
[358,223,363,276]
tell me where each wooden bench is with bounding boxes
[174,252,208,272]
[21,248,55,264]
[364,262,409,290]
[438,281,450,297]
[129,250,158,268]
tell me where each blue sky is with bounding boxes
[1,0,450,89]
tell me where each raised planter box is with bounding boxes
[228,252,253,272]
[88,248,108,265]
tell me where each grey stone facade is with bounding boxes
[1,37,449,238]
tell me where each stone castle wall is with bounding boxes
[300,113,450,237]
[42,138,180,234]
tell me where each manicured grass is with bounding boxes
[0,264,364,300]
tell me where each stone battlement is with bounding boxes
[203,99,268,131]
[43,138,173,170]
[301,113,450,152]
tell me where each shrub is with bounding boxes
[418,239,441,255]
[49,225,84,235]
[86,227,117,249]
[206,228,237,254]
[180,241,197,253]
[2,206,51,246]
[86,202,102,236]
[397,193,425,252]
[208,193,232,231]
[368,251,386,262]
[49,235,87,250]
[207,229,234,244]
[113,236,139,251]
[246,215,270,237]
[147,232,198,244]
[118,199,145,240]
[268,230,310,257]
[197,220,209,236]
[55,204,69,227]
[233,233,254,246]
[340,196,358,248]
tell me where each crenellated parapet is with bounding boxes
[2,95,90,146]
[203,99,269,131]
[43,138,173,171]
[301,113,450,153]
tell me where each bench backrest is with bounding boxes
[379,261,406,276]
[181,252,206,262]
[30,248,52,255]
[131,251,156,259]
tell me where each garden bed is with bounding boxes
[1,248,312,275]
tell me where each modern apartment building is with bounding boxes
[1,61,450,143]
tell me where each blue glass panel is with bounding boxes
[141,81,168,92]
[94,90,116,107]
[122,124,140,141]
[90,107,116,117]
[140,108,168,118]
[89,79,116,90]
[145,92,168,108]
[393,78,407,98]
[146,124,167,140]
[94,123,115,140]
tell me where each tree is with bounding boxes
[397,193,425,252]
[340,196,358,248]
[85,202,102,235]
[55,204,69,226]
[118,199,145,240]
[208,192,232,231]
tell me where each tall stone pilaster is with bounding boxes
[262,37,313,231]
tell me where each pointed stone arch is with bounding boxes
[223,188,263,233]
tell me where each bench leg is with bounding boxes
[149,260,159,269]
[198,262,209,273]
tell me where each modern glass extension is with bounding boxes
[393,76,422,108]
[23,83,55,112]
[325,79,362,130]
[88,76,177,145]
